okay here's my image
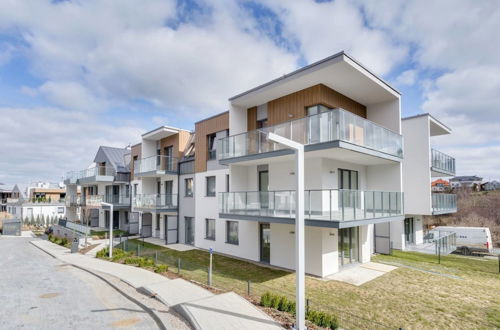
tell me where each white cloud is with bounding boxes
[0,106,144,184]
[395,69,417,86]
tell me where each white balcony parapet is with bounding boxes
[134,155,178,175]
[219,189,403,222]
[218,109,403,161]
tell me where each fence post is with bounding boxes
[119,233,122,244]
[137,245,140,257]
[155,251,158,264]
[438,243,441,264]
[306,298,309,313]
[177,258,181,274]
[498,255,500,274]
[247,280,251,296]
[390,241,393,255]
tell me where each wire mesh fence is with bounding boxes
[114,239,395,329]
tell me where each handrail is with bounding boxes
[431,148,456,174]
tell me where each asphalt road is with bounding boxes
[0,237,159,329]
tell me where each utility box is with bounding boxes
[71,236,79,253]
[2,219,21,236]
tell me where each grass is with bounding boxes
[119,239,500,329]
[90,229,129,239]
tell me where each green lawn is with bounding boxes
[118,239,500,329]
[91,229,129,238]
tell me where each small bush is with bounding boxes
[260,292,338,329]
[124,257,140,265]
[154,264,168,273]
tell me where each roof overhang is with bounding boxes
[142,126,182,141]
[429,116,451,136]
[229,51,400,108]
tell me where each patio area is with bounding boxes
[325,262,397,286]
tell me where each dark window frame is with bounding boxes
[226,221,239,245]
[205,218,216,240]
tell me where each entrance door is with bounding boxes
[260,223,271,263]
[404,218,414,244]
[113,210,119,229]
[185,217,194,245]
[259,170,269,209]
[165,180,173,207]
[165,215,178,244]
[141,213,152,237]
[338,227,359,267]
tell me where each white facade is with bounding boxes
[9,203,66,225]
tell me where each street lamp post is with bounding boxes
[101,202,114,258]
[267,132,305,330]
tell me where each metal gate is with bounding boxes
[165,215,178,244]
[89,209,99,227]
[128,212,139,234]
[374,222,391,254]
[141,213,152,237]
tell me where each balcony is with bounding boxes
[431,149,456,177]
[64,166,116,185]
[65,195,83,207]
[432,193,457,215]
[7,197,65,205]
[83,194,131,209]
[218,109,403,165]
[219,189,404,228]
[134,155,178,177]
[132,194,178,212]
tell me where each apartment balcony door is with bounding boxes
[404,218,415,245]
[338,227,359,267]
[185,217,194,245]
[165,180,173,207]
[164,146,174,171]
[339,169,359,209]
[259,170,269,209]
[259,223,271,263]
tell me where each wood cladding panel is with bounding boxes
[266,84,366,126]
[130,143,141,180]
[195,112,229,173]
[247,107,257,131]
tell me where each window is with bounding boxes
[134,184,138,196]
[256,119,268,129]
[125,185,130,198]
[226,221,238,245]
[206,176,216,197]
[58,207,64,214]
[125,211,129,224]
[207,133,217,160]
[185,178,193,197]
[205,219,215,240]
[226,174,230,193]
[156,214,160,230]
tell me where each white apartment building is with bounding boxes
[131,126,191,241]
[400,114,457,249]
[64,146,133,232]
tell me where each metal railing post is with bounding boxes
[177,258,181,274]
[329,190,332,220]
[247,280,251,296]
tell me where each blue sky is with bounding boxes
[0,0,499,184]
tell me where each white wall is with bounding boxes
[366,98,401,133]
[402,116,432,215]
[229,104,247,136]
[19,204,66,224]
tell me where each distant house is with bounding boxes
[431,179,450,192]
[450,176,483,189]
[481,181,500,191]
[0,184,21,212]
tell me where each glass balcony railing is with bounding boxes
[104,194,131,206]
[65,195,83,207]
[65,166,116,183]
[218,109,403,160]
[432,193,457,214]
[86,195,104,207]
[219,189,403,222]
[132,194,178,209]
[431,149,455,175]
[134,155,178,175]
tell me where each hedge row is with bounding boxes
[96,247,168,273]
[260,292,339,329]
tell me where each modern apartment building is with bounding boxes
[64,146,133,232]
[214,52,405,277]
[400,114,457,249]
[131,126,191,241]
[0,184,21,212]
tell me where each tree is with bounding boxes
[36,214,40,226]
[24,216,29,226]
[48,196,52,203]
[30,215,35,227]
[41,214,46,227]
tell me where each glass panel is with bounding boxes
[260,223,270,263]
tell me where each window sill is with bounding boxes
[205,237,216,241]
[185,195,193,198]
[225,241,239,246]
[205,195,216,198]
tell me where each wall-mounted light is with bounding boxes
[288,113,293,118]
[290,231,295,234]
[329,232,335,236]
[290,172,295,175]
[329,170,335,174]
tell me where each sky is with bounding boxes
[0,0,499,185]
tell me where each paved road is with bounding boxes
[0,237,159,329]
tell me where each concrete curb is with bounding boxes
[29,240,167,330]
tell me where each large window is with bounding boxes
[156,214,160,230]
[226,221,239,245]
[125,211,129,224]
[185,178,193,197]
[206,176,216,197]
[205,219,215,240]
[207,133,217,160]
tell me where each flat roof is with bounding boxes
[194,111,229,125]
[403,113,452,135]
[229,51,400,108]
[141,125,190,141]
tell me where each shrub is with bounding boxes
[260,292,338,329]
[154,264,168,273]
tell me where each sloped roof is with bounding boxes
[0,184,20,193]
[450,176,482,182]
[431,179,450,186]
[93,146,130,172]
